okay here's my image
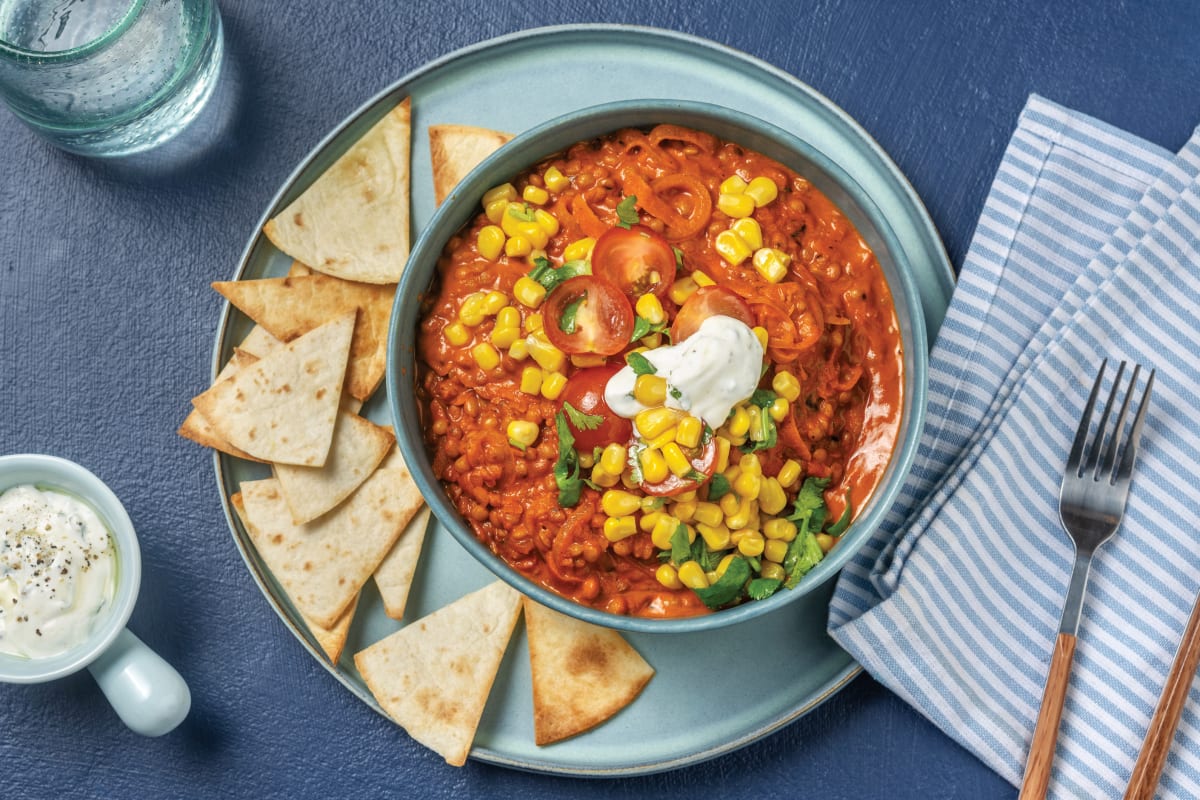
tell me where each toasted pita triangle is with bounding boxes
[524,598,654,745]
[230,492,358,663]
[428,124,513,205]
[355,580,522,766]
[273,410,396,524]
[212,273,394,401]
[178,350,265,461]
[236,324,284,359]
[239,469,422,628]
[264,98,412,284]
[374,505,430,619]
[193,313,354,466]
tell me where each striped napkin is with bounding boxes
[828,94,1200,798]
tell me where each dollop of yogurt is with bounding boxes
[0,485,117,660]
[605,315,765,427]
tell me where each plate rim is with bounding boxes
[211,22,952,777]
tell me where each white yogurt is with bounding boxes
[605,315,764,428]
[0,485,118,660]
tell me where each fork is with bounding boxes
[1018,360,1155,800]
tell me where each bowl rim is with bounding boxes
[0,454,142,682]
[387,98,927,633]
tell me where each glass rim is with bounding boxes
[0,0,144,62]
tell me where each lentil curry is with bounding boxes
[417,124,903,618]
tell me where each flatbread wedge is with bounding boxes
[264,98,412,284]
[374,505,430,619]
[192,313,355,466]
[178,350,265,462]
[273,410,395,524]
[355,580,522,766]
[211,273,394,402]
[524,598,654,745]
[230,492,358,663]
[428,124,513,205]
[239,468,422,628]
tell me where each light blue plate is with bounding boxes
[215,24,953,776]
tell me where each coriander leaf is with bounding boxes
[527,257,590,294]
[690,537,721,571]
[506,203,536,222]
[684,468,707,483]
[630,315,668,342]
[749,388,777,408]
[692,556,751,609]
[786,477,830,528]
[558,295,585,334]
[672,246,684,270]
[747,577,782,601]
[826,492,853,536]
[552,412,582,507]
[782,526,826,589]
[669,386,683,401]
[740,411,778,454]
[616,195,639,229]
[562,400,604,432]
[707,474,732,501]
[626,351,657,375]
[669,523,692,566]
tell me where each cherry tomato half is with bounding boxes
[670,285,756,342]
[559,364,633,452]
[543,276,635,356]
[639,435,719,497]
[590,225,677,300]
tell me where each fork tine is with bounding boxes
[1068,360,1108,477]
[1085,361,1126,478]
[1116,368,1155,483]
[1101,364,1141,481]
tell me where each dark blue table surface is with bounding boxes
[3,2,1199,798]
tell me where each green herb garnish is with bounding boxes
[562,401,603,432]
[630,315,668,342]
[826,492,853,536]
[786,477,830,529]
[527,256,590,293]
[707,473,732,501]
[616,195,639,229]
[669,386,683,401]
[506,203,537,222]
[669,523,692,566]
[626,351,657,376]
[558,295,585,334]
[746,577,782,601]
[693,556,751,609]
[552,411,582,507]
[672,246,684,270]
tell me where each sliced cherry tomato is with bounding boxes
[590,225,677,300]
[670,285,756,342]
[559,364,633,452]
[543,276,634,356]
[639,435,719,497]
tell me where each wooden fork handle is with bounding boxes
[1019,632,1078,800]
[1124,592,1200,800]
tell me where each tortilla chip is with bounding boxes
[236,324,284,358]
[274,411,396,524]
[354,580,522,766]
[428,124,513,205]
[178,350,266,461]
[374,505,430,619]
[239,468,421,628]
[524,598,654,745]
[231,492,358,663]
[211,273,394,401]
[192,313,354,466]
[264,98,412,284]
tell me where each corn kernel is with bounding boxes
[727,497,755,530]
[500,203,529,236]
[471,342,500,370]
[655,563,683,590]
[715,230,752,265]
[481,291,507,315]
[719,492,739,516]
[533,209,559,237]
[601,490,642,517]
[758,477,788,515]
[677,560,709,590]
[600,443,627,475]
[506,420,539,447]
[752,325,769,351]
[604,516,638,541]
[676,490,697,503]
[645,427,677,451]
[635,293,666,325]
[527,334,565,372]
[737,530,765,557]
[519,366,542,395]
[477,225,506,260]
[752,247,791,283]
[508,338,529,361]
[633,374,668,407]
[763,518,798,541]
[578,450,595,469]
[639,448,668,484]
[512,276,546,308]
[524,312,543,333]
[563,237,595,262]
[458,292,487,326]
[691,270,716,287]
[734,470,761,501]
[671,500,697,523]
[769,397,790,422]
[777,459,802,489]
[540,371,567,400]
[728,406,750,437]
[640,510,665,532]
[718,192,756,219]
[763,538,789,564]
[716,553,738,577]
[590,465,621,488]
[816,532,837,554]
[714,436,732,473]
[730,218,763,251]
[522,184,549,205]
[650,516,680,549]
[570,353,607,368]
[675,415,702,449]
[483,183,517,207]
[719,175,748,195]
[490,325,519,349]
[661,443,692,477]
[505,234,532,257]
[493,306,519,330]
[697,522,731,551]
[635,407,679,439]
[745,176,779,207]
[484,199,510,225]
[693,502,723,527]
[739,453,762,475]
[746,406,764,442]
[443,321,470,346]
[543,166,570,192]
[517,221,550,250]
[669,276,698,305]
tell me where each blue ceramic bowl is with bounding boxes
[387,100,927,633]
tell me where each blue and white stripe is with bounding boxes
[829,95,1200,797]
